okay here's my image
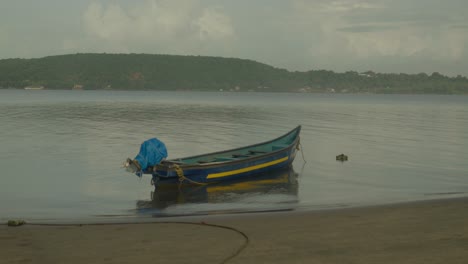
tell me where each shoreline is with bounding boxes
[3,195,468,225]
[2,88,468,95]
[2,196,468,263]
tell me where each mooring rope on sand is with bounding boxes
[8,220,249,264]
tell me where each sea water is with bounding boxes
[0,90,467,221]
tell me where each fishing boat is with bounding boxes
[126,125,302,186]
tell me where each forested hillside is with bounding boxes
[0,53,467,94]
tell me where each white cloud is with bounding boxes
[84,2,131,40]
[193,8,235,41]
[81,0,235,54]
[321,0,383,13]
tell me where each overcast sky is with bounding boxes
[1,0,467,76]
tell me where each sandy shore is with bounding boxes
[2,197,468,264]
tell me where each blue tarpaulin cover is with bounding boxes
[134,138,168,171]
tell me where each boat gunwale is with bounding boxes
[162,143,297,171]
[157,125,301,170]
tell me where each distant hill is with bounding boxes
[0,53,467,94]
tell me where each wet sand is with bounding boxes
[2,197,468,264]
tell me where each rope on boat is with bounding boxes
[297,137,307,164]
[173,164,208,186]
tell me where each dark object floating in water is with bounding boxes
[126,126,302,186]
[336,154,348,162]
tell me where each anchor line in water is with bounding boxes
[297,137,307,164]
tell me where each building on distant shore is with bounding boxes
[24,86,44,90]
[72,84,83,90]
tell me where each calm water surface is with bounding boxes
[1,90,467,221]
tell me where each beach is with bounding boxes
[2,197,468,264]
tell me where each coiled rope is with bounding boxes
[173,164,208,186]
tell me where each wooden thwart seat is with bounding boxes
[248,150,266,154]
[232,154,251,158]
[198,157,237,163]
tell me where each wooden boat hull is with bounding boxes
[149,126,301,185]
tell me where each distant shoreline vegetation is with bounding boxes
[0,53,467,94]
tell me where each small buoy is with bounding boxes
[7,220,26,227]
[336,154,348,162]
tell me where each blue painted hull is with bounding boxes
[147,126,301,185]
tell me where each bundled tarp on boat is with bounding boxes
[134,138,168,171]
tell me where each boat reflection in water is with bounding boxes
[136,167,299,217]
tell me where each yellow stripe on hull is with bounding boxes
[207,156,289,179]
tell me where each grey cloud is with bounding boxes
[343,0,468,28]
[451,25,468,29]
[337,24,398,33]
